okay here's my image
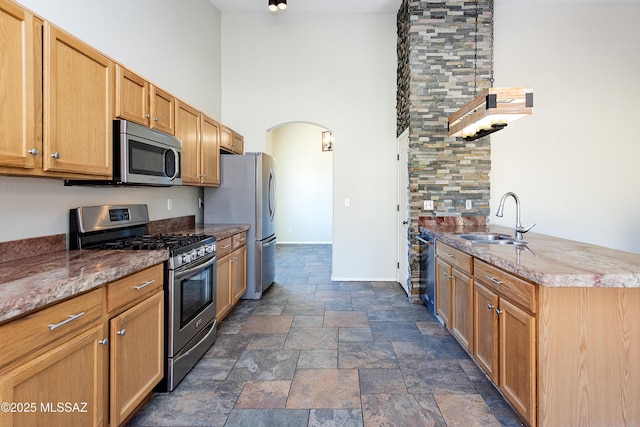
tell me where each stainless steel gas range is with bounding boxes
[69,204,217,391]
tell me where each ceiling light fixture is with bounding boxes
[448,0,533,141]
[447,87,533,141]
[269,0,287,12]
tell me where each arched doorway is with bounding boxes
[266,122,333,244]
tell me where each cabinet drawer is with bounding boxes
[232,232,247,249]
[436,242,472,274]
[0,287,105,369]
[107,264,164,314]
[218,237,232,258]
[474,259,536,313]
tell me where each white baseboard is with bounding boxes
[330,276,398,282]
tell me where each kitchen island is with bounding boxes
[420,220,640,427]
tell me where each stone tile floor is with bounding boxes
[129,244,525,427]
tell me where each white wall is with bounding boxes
[492,1,640,253]
[270,123,333,244]
[219,12,398,280]
[1,0,222,243]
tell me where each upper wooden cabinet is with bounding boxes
[0,0,42,172]
[200,114,221,186]
[220,125,244,154]
[43,22,113,178]
[114,65,175,135]
[175,100,202,185]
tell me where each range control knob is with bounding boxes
[182,253,191,263]
[197,248,205,257]
[205,244,215,253]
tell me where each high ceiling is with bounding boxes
[208,0,402,14]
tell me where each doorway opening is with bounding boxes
[265,122,333,245]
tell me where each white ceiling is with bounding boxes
[208,0,402,14]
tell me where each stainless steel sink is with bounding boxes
[457,233,518,244]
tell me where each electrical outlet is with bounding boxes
[466,200,473,210]
[167,198,173,211]
[423,200,434,210]
[198,198,203,209]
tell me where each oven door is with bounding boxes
[168,254,217,356]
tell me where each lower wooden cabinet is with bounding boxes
[435,257,452,327]
[474,260,536,427]
[216,232,247,322]
[109,292,163,426]
[0,264,165,427]
[450,266,473,353]
[0,323,108,427]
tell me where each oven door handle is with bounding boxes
[174,255,217,280]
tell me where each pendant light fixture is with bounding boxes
[268,0,287,12]
[447,0,533,141]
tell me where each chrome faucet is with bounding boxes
[496,192,535,242]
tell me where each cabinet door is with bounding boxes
[450,267,473,352]
[216,253,232,322]
[43,23,112,177]
[231,245,247,302]
[150,85,174,135]
[110,292,163,427]
[232,133,244,154]
[220,126,233,152]
[114,65,150,127]
[0,1,41,170]
[200,114,221,186]
[473,281,499,383]
[499,297,536,427]
[175,100,201,185]
[0,324,108,427]
[435,257,452,327]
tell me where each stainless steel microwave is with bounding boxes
[65,120,182,186]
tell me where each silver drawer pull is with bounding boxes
[238,237,246,242]
[99,338,109,345]
[496,309,504,315]
[117,329,126,336]
[49,312,85,331]
[222,244,231,249]
[487,304,494,310]
[485,275,503,285]
[444,252,455,258]
[134,279,155,290]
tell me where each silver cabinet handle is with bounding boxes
[49,312,85,330]
[51,152,60,159]
[496,309,504,315]
[222,244,231,249]
[145,113,151,118]
[485,275,503,285]
[99,338,109,345]
[487,304,494,310]
[444,252,455,258]
[117,329,126,336]
[134,279,155,290]
[154,117,159,122]
[28,148,39,155]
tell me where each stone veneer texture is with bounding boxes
[397,0,493,297]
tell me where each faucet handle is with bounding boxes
[517,223,536,234]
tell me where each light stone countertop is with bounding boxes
[420,224,640,288]
[0,224,250,325]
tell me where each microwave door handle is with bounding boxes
[165,147,180,180]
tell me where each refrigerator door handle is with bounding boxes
[268,169,276,221]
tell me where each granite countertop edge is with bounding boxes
[420,224,640,289]
[0,224,249,325]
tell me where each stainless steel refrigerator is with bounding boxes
[204,152,277,299]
